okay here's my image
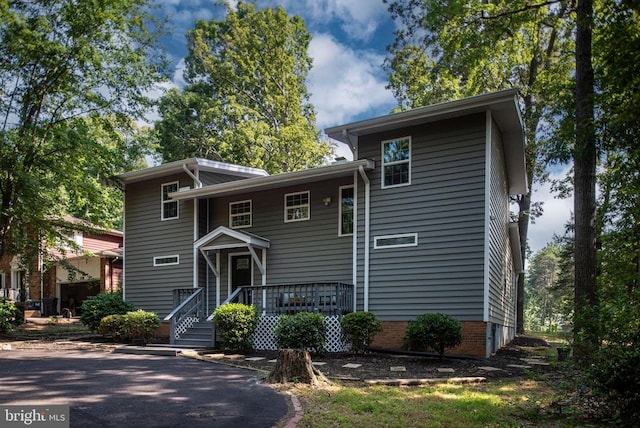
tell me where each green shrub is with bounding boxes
[98,314,126,341]
[587,334,640,425]
[340,311,383,354]
[98,311,160,344]
[402,313,463,359]
[121,310,160,343]
[274,312,326,353]
[212,303,258,351]
[0,299,23,334]
[80,293,135,332]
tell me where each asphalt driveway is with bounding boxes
[0,349,289,427]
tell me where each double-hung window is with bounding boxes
[382,136,411,188]
[161,182,179,220]
[339,186,354,236]
[284,191,310,222]
[230,200,252,228]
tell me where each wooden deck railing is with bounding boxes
[208,282,353,319]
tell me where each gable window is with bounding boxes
[374,233,418,249]
[153,255,179,266]
[284,191,310,222]
[382,136,411,188]
[161,182,179,220]
[339,186,354,236]
[230,200,252,229]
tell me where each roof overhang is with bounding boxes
[119,158,269,184]
[325,89,528,195]
[170,159,375,201]
[195,226,270,251]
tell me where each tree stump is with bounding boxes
[266,348,330,385]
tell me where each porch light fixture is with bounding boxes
[323,197,332,206]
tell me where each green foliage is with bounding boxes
[587,330,640,426]
[0,0,164,263]
[0,299,23,334]
[340,311,383,354]
[274,312,326,354]
[80,293,135,332]
[212,303,258,351]
[98,310,160,343]
[155,1,331,172]
[98,314,126,341]
[402,313,463,358]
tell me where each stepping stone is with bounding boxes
[527,361,550,366]
[1,344,12,351]
[268,359,277,363]
[478,366,503,371]
[205,353,225,359]
[244,356,266,361]
[390,366,406,372]
[507,364,531,369]
[342,363,362,369]
[224,354,244,360]
[312,362,327,366]
[437,368,455,373]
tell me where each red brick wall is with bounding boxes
[370,320,488,357]
[155,322,170,342]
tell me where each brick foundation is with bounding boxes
[370,320,489,358]
[155,322,170,341]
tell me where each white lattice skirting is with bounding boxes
[252,314,348,353]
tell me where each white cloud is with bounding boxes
[308,33,395,128]
[265,0,388,41]
[527,166,573,255]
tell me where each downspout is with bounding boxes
[352,171,358,310]
[182,164,203,189]
[358,165,370,312]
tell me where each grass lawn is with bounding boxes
[288,377,588,428]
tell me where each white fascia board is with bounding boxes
[194,225,270,250]
[509,223,524,274]
[119,158,268,184]
[170,159,375,201]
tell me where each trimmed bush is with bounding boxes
[340,311,383,354]
[402,313,463,359]
[274,312,326,354]
[121,310,160,343]
[98,310,160,344]
[98,314,126,341]
[80,293,135,332]
[0,299,23,334]
[212,303,258,351]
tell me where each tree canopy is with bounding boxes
[0,0,164,264]
[154,1,331,173]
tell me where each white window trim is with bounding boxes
[153,255,180,266]
[381,136,412,189]
[374,233,418,249]
[338,185,354,236]
[229,200,252,229]
[161,181,179,221]
[284,191,310,223]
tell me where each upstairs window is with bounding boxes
[339,186,354,236]
[382,136,411,188]
[230,200,252,229]
[285,191,310,222]
[161,182,179,220]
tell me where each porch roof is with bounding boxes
[169,159,375,201]
[194,226,270,251]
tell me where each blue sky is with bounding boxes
[154,0,397,130]
[150,0,571,254]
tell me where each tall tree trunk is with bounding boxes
[573,0,598,362]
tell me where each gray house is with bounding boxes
[120,89,527,357]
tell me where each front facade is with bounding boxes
[121,90,527,357]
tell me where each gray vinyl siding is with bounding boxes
[204,177,355,304]
[356,114,487,321]
[199,171,246,186]
[124,173,196,317]
[487,119,516,327]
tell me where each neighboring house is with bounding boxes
[0,217,123,316]
[120,90,527,357]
